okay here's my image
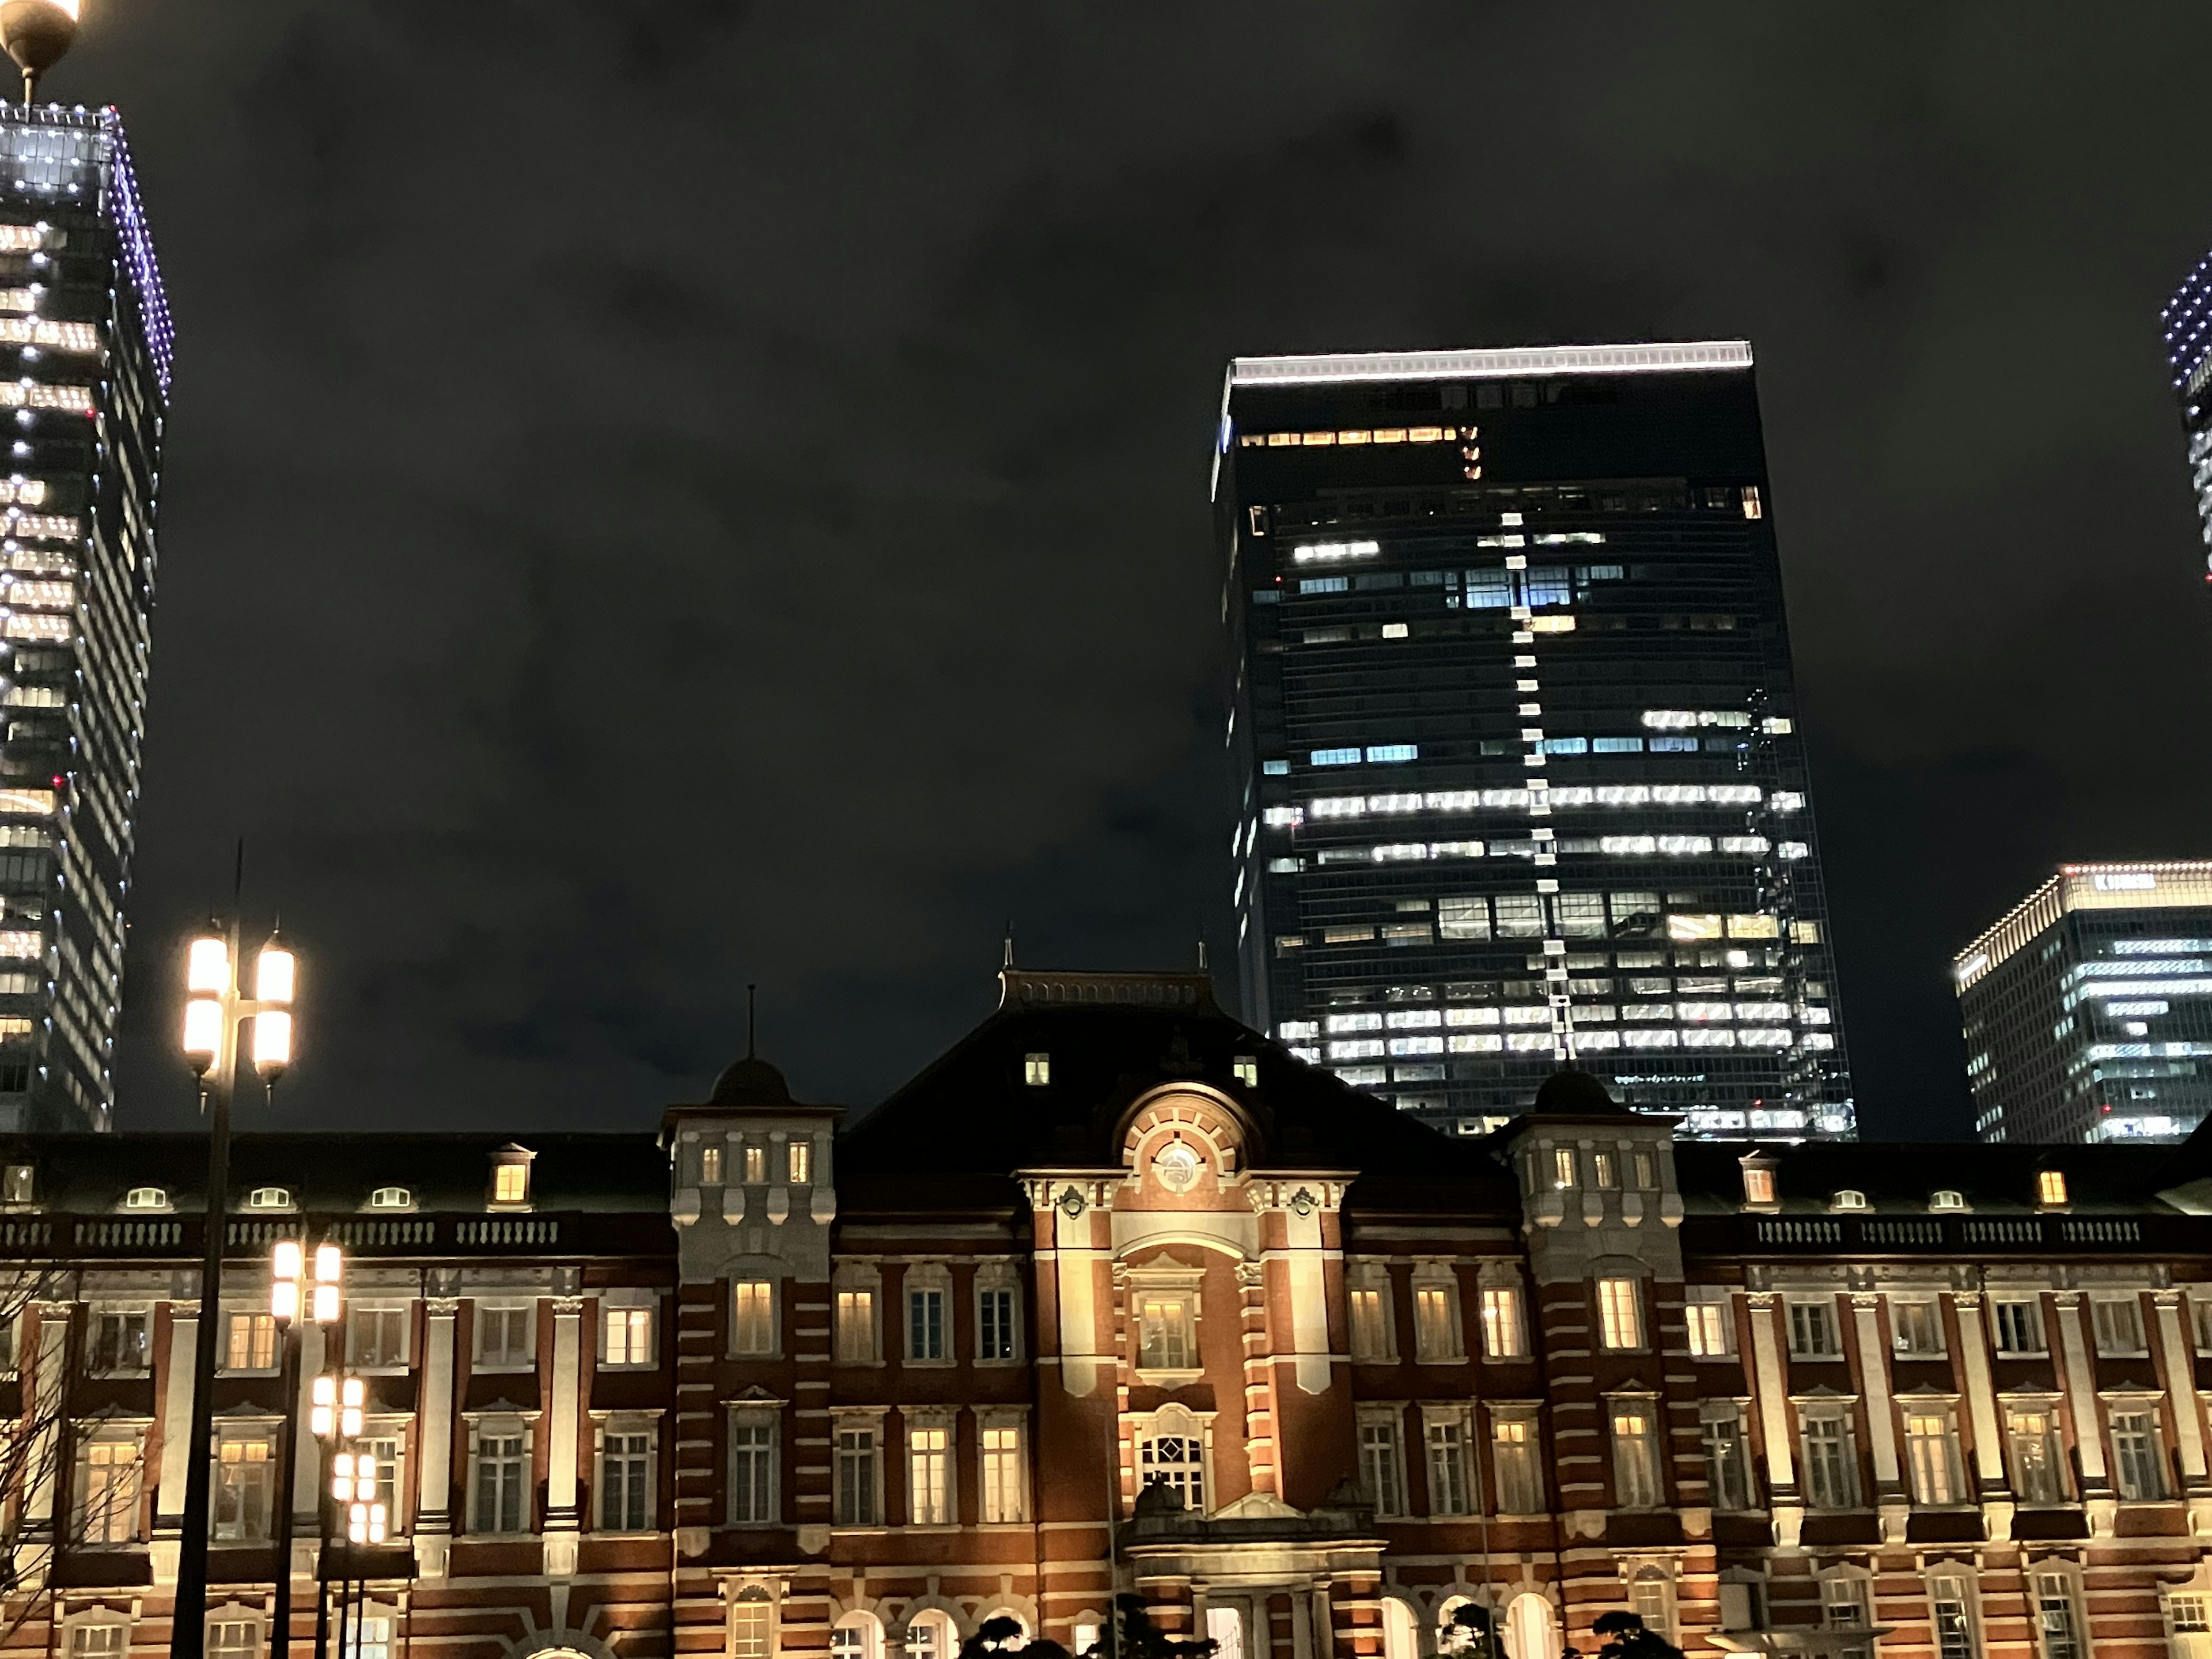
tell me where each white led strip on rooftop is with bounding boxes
[1229,340,1754,387]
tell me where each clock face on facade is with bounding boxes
[1153,1142,1202,1194]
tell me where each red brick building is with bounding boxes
[5,966,2212,1659]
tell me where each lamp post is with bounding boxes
[175,923,296,1659]
[270,1240,340,1659]
[315,1369,377,1659]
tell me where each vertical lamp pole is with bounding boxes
[176,924,296,1659]
[270,1240,340,1659]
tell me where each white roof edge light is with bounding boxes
[1227,340,1755,388]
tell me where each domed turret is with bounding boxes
[711,1056,792,1107]
[1532,1066,1623,1116]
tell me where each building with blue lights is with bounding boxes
[1956,862,2212,1145]
[0,107,172,1130]
[1215,343,1853,1140]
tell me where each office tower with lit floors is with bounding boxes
[1218,343,1851,1139]
[2159,256,2212,575]
[0,108,170,1131]
[1955,862,2212,1145]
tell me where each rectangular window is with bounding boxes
[359,1434,402,1521]
[2092,1297,2146,1355]
[1349,1287,1390,1359]
[743,1143,767,1183]
[213,1437,274,1541]
[1904,1411,1963,1505]
[602,1306,653,1367]
[1892,1300,1945,1356]
[2112,1410,2166,1500]
[1438,897,1490,940]
[1495,894,1544,937]
[2169,1593,2211,1656]
[73,1630,126,1659]
[477,1305,534,1369]
[978,1287,1017,1361]
[734,1281,775,1355]
[2008,1408,2065,1503]
[835,1289,875,1363]
[907,1425,950,1525]
[493,1162,528,1203]
[980,1423,1024,1522]
[89,1310,149,1374]
[1139,1430,1206,1513]
[472,1432,527,1534]
[224,1311,276,1372]
[787,1140,811,1184]
[1138,1294,1195,1370]
[77,1438,141,1543]
[2035,1574,2083,1659]
[599,1429,652,1532]
[1929,1575,1976,1659]
[207,1623,259,1659]
[1702,1408,1752,1510]
[1687,1299,1734,1357]
[350,1307,407,1369]
[1024,1053,1051,1086]
[1994,1298,2045,1355]
[835,1426,878,1526]
[1479,1286,1525,1358]
[907,1287,946,1361]
[1789,1299,1839,1357]
[1415,1283,1462,1360]
[1597,1278,1643,1350]
[1425,1419,1471,1516]
[730,1420,777,1524]
[1801,1415,1859,1510]
[1493,1417,1542,1514]
[1359,1418,1404,1517]
[1612,1406,1663,1509]
[700,1143,723,1185]
[1824,1580,1873,1659]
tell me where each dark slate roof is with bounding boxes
[1672,1138,2186,1217]
[838,968,1488,1183]
[0,1132,671,1215]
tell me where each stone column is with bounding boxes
[1849,1293,1905,1542]
[2152,1290,2212,1532]
[2051,1291,2113,1535]
[544,1294,584,1577]
[1949,1291,2013,1537]
[23,1302,69,1528]
[414,1296,459,1577]
[1745,1292,1801,1548]
[152,1294,199,1584]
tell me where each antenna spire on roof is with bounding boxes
[1003,925,1015,969]
[746,983,757,1060]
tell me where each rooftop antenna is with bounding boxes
[1002,923,1015,970]
[745,983,757,1060]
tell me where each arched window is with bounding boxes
[1380,1600,1419,1659]
[1831,1190,1867,1211]
[369,1187,411,1210]
[123,1186,166,1210]
[1930,1190,1967,1213]
[244,1187,290,1211]
[831,1612,884,1659]
[732,1587,777,1659]
[906,1611,957,1659]
[1503,1596,1559,1659]
[1137,1406,1207,1514]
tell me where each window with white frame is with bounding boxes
[475,1304,534,1369]
[222,1310,276,1372]
[1358,1411,1406,1517]
[832,1615,884,1659]
[1928,1573,1978,1659]
[906,1612,956,1659]
[1480,1283,1526,1358]
[2112,1407,2168,1501]
[2007,1406,2066,1504]
[1349,1279,1395,1361]
[2092,1297,2147,1356]
[1611,1402,1664,1509]
[70,1625,127,1659]
[601,1303,653,1368]
[734,1281,776,1356]
[834,1275,879,1363]
[597,1420,653,1532]
[358,1431,403,1528]
[1800,1411,1859,1509]
[979,1418,1025,1523]
[1788,1298,1840,1358]
[907,1419,951,1525]
[212,1431,276,1540]
[1424,1412,1472,1516]
[1892,1300,1946,1356]
[349,1306,407,1369]
[2033,1571,2085,1659]
[906,1272,948,1363]
[1414,1272,1465,1361]
[1821,1577,1874,1659]
[75,1433,142,1543]
[2168,1590,2212,1659]
[731,1587,776,1659]
[1630,1569,1677,1646]
[1136,1290,1198,1373]
[205,1619,259,1659]
[469,1423,529,1534]
[1994,1297,2046,1355]
[976,1276,1019,1362]
[1701,1403,1753,1510]
[88,1308,149,1374]
[834,1421,879,1526]
[1687,1291,1734,1357]
[1597,1277,1644,1350]
[730,1414,778,1525]
[1492,1414,1543,1513]
[1903,1408,1965,1505]
[1138,1410,1207,1513]
[346,1611,395,1659]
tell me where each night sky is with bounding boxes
[67,5,2212,1141]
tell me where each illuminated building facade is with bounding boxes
[1955,862,2212,1145]
[1216,344,1851,1139]
[4,968,2211,1659]
[0,107,171,1131]
[2158,257,2212,576]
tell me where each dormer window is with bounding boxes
[1233,1056,1259,1088]
[1739,1156,1777,1207]
[1,1162,33,1205]
[1024,1053,1051,1088]
[1831,1190,1868,1211]
[368,1186,411,1210]
[490,1145,534,1207]
[244,1187,291,1211]
[2036,1169,2067,1207]
[123,1186,167,1211]
[1930,1189,1967,1213]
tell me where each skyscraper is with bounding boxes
[1217,342,1851,1139]
[0,108,171,1131]
[2160,256,2212,574]
[1954,861,2212,1145]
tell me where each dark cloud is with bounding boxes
[61,3,2212,1138]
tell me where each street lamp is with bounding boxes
[174,922,298,1659]
[0,0,76,107]
[315,1365,376,1659]
[270,1238,339,1659]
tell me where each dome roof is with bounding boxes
[711,1056,793,1107]
[1532,1066,1624,1116]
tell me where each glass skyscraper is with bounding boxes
[1955,862,2212,1145]
[1217,342,1851,1140]
[0,108,171,1131]
[2160,255,2212,573]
